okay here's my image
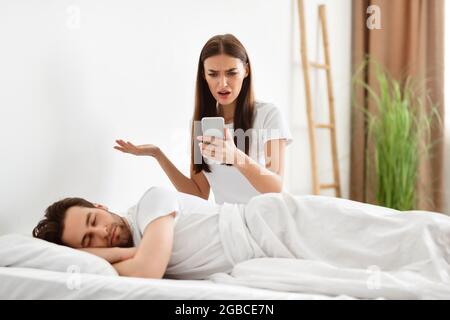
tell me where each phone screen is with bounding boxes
[201,117,224,139]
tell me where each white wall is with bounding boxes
[289,0,352,198]
[0,0,353,235]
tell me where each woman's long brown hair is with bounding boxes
[191,34,255,174]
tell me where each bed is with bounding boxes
[3,191,450,300]
[0,266,351,300]
[0,234,353,300]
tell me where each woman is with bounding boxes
[114,34,292,204]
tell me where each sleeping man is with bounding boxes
[33,186,450,283]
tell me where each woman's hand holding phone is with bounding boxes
[197,127,240,165]
[114,139,161,158]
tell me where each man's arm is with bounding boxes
[80,247,137,264]
[112,212,175,279]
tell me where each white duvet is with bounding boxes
[211,193,450,299]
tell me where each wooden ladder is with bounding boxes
[297,0,341,197]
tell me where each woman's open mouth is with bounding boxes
[218,91,231,99]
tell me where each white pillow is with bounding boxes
[0,234,118,276]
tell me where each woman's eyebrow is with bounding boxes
[207,68,237,72]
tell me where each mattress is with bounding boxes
[0,267,353,300]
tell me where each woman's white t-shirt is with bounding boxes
[124,186,234,279]
[203,101,293,204]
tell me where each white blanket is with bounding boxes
[211,193,450,299]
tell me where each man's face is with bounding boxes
[61,205,133,249]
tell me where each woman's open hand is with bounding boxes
[114,139,161,158]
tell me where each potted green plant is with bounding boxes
[353,61,440,210]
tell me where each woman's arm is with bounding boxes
[114,140,210,199]
[234,139,286,193]
[155,151,210,200]
[80,247,137,264]
[198,130,287,194]
[112,212,175,279]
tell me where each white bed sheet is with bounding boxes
[0,267,354,300]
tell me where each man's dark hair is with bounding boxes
[32,198,95,245]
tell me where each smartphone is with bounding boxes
[201,117,224,139]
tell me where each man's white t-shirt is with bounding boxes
[202,101,293,204]
[124,186,234,279]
